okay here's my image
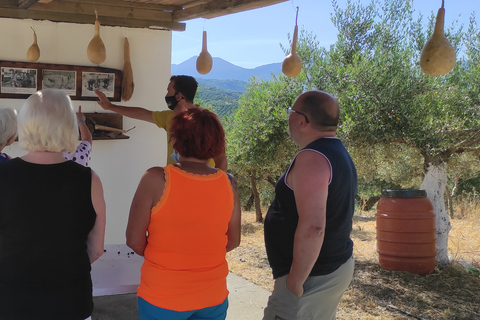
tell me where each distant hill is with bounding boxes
[195,83,242,119]
[197,79,248,92]
[173,57,281,119]
[171,57,282,83]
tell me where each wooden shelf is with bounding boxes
[84,113,130,140]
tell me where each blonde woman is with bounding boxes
[0,107,17,163]
[0,89,106,320]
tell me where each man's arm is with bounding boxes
[95,90,154,123]
[286,150,331,297]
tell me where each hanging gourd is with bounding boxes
[282,7,302,78]
[27,27,40,62]
[420,0,456,76]
[87,10,106,65]
[196,31,213,75]
[122,37,135,101]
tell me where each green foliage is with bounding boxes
[225,0,480,210]
[447,152,480,196]
[457,176,480,195]
[225,77,301,206]
[316,0,480,207]
[195,83,242,119]
[351,143,423,198]
[326,0,480,163]
[197,79,247,92]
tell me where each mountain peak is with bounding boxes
[171,57,282,82]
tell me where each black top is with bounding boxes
[0,158,96,320]
[264,137,357,278]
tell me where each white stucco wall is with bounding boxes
[1,18,172,245]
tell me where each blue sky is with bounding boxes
[172,0,479,69]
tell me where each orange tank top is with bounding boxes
[137,165,234,311]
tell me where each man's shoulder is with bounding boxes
[152,110,174,128]
[152,109,174,118]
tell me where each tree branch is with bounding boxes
[376,300,429,320]
[436,127,480,135]
[450,129,480,154]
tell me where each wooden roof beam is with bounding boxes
[0,7,185,30]
[173,0,288,21]
[61,0,182,12]
[30,1,174,22]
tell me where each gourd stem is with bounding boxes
[202,31,208,52]
[295,6,299,26]
[291,7,299,54]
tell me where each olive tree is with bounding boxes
[225,77,300,222]
[319,0,480,266]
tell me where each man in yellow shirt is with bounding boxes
[95,75,227,170]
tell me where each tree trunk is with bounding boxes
[250,172,263,223]
[244,193,254,211]
[355,194,381,211]
[445,189,454,219]
[266,176,277,187]
[447,175,460,218]
[364,195,381,211]
[420,162,452,267]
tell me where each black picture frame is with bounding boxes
[0,60,122,101]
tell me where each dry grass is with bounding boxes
[226,211,480,319]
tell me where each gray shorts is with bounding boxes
[263,256,354,320]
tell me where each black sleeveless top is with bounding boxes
[0,158,96,320]
[264,137,357,278]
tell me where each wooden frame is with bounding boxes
[0,60,122,101]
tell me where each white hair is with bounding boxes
[0,107,17,150]
[18,89,78,152]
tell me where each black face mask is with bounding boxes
[165,94,179,110]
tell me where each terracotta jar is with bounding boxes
[376,189,436,275]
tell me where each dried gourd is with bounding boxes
[122,37,135,101]
[87,10,106,65]
[282,7,302,78]
[196,31,213,75]
[420,0,456,76]
[27,27,40,62]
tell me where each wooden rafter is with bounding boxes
[173,0,288,20]
[0,0,288,30]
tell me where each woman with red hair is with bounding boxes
[126,107,241,320]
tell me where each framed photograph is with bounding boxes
[1,67,37,95]
[82,72,115,97]
[42,70,76,96]
[0,60,122,101]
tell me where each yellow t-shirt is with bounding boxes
[152,110,215,167]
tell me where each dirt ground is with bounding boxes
[226,211,480,319]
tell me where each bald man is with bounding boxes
[263,91,357,320]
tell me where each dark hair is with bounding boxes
[170,108,225,160]
[301,92,339,128]
[170,75,198,102]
